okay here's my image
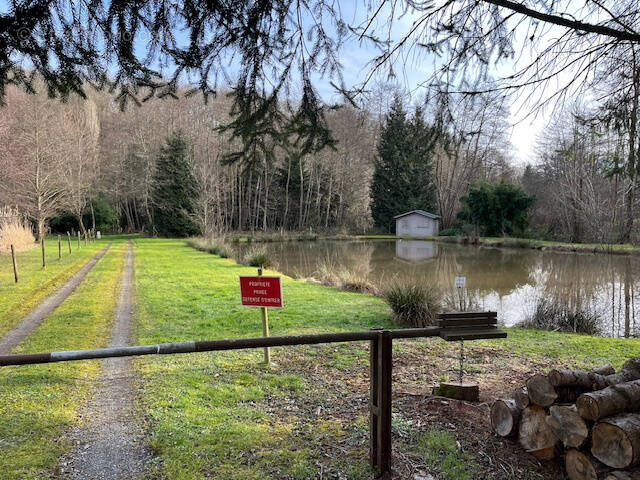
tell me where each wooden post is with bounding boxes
[258,268,271,365]
[67,232,72,254]
[10,245,18,283]
[57,235,61,259]
[41,237,46,269]
[84,232,87,246]
[370,329,392,478]
[370,331,379,468]
[77,231,81,249]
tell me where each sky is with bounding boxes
[308,3,553,167]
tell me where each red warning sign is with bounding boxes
[239,276,283,308]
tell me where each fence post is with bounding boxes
[77,231,81,249]
[370,330,379,468]
[10,245,18,283]
[84,232,87,246]
[57,235,61,259]
[370,329,392,478]
[41,237,46,269]
[258,267,271,364]
[67,232,72,254]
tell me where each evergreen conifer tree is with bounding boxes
[371,96,437,232]
[152,132,200,237]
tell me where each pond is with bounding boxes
[237,239,640,337]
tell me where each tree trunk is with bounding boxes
[592,413,640,469]
[76,213,87,235]
[565,449,610,480]
[577,379,640,421]
[491,399,521,437]
[549,365,615,388]
[545,405,589,448]
[590,359,640,390]
[518,405,559,457]
[526,374,557,407]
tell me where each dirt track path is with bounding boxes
[60,242,152,480]
[0,243,112,355]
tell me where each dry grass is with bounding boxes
[312,258,378,295]
[0,207,35,254]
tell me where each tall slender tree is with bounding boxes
[152,132,200,237]
[371,96,437,232]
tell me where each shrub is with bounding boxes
[383,282,441,327]
[439,228,457,237]
[242,247,272,268]
[519,298,601,335]
[0,207,35,254]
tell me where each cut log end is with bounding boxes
[519,405,559,455]
[491,399,520,437]
[565,449,602,480]
[526,374,557,407]
[576,394,601,421]
[592,416,640,469]
[546,405,589,449]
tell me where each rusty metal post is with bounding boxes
[370,329,392,478]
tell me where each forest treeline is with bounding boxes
[0,78,638,244]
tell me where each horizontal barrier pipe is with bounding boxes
[0,327,441,367]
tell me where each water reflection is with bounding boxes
[395,240,438,263]
[240,239,640,337]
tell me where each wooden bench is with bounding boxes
[437,311,506,341]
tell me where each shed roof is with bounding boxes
[394,210,441,220]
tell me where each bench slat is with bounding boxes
[437,318,498,327]
[440,329,507,341]
[437,311,497,320]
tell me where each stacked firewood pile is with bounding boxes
[490,359,640,480]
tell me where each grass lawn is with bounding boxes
[0,236,108,336]
[0,240,126,480]
[133,238,640,480]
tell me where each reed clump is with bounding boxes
[519,298,601,335]
[382,282,442,327]
[241,247,273,268]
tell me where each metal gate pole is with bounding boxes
[370,329,392,478]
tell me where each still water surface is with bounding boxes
[240,240,640,337]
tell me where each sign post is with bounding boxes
[239,270,283,364]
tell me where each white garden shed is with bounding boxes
[394,210,441,236]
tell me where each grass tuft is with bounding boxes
[382,282,441,327]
